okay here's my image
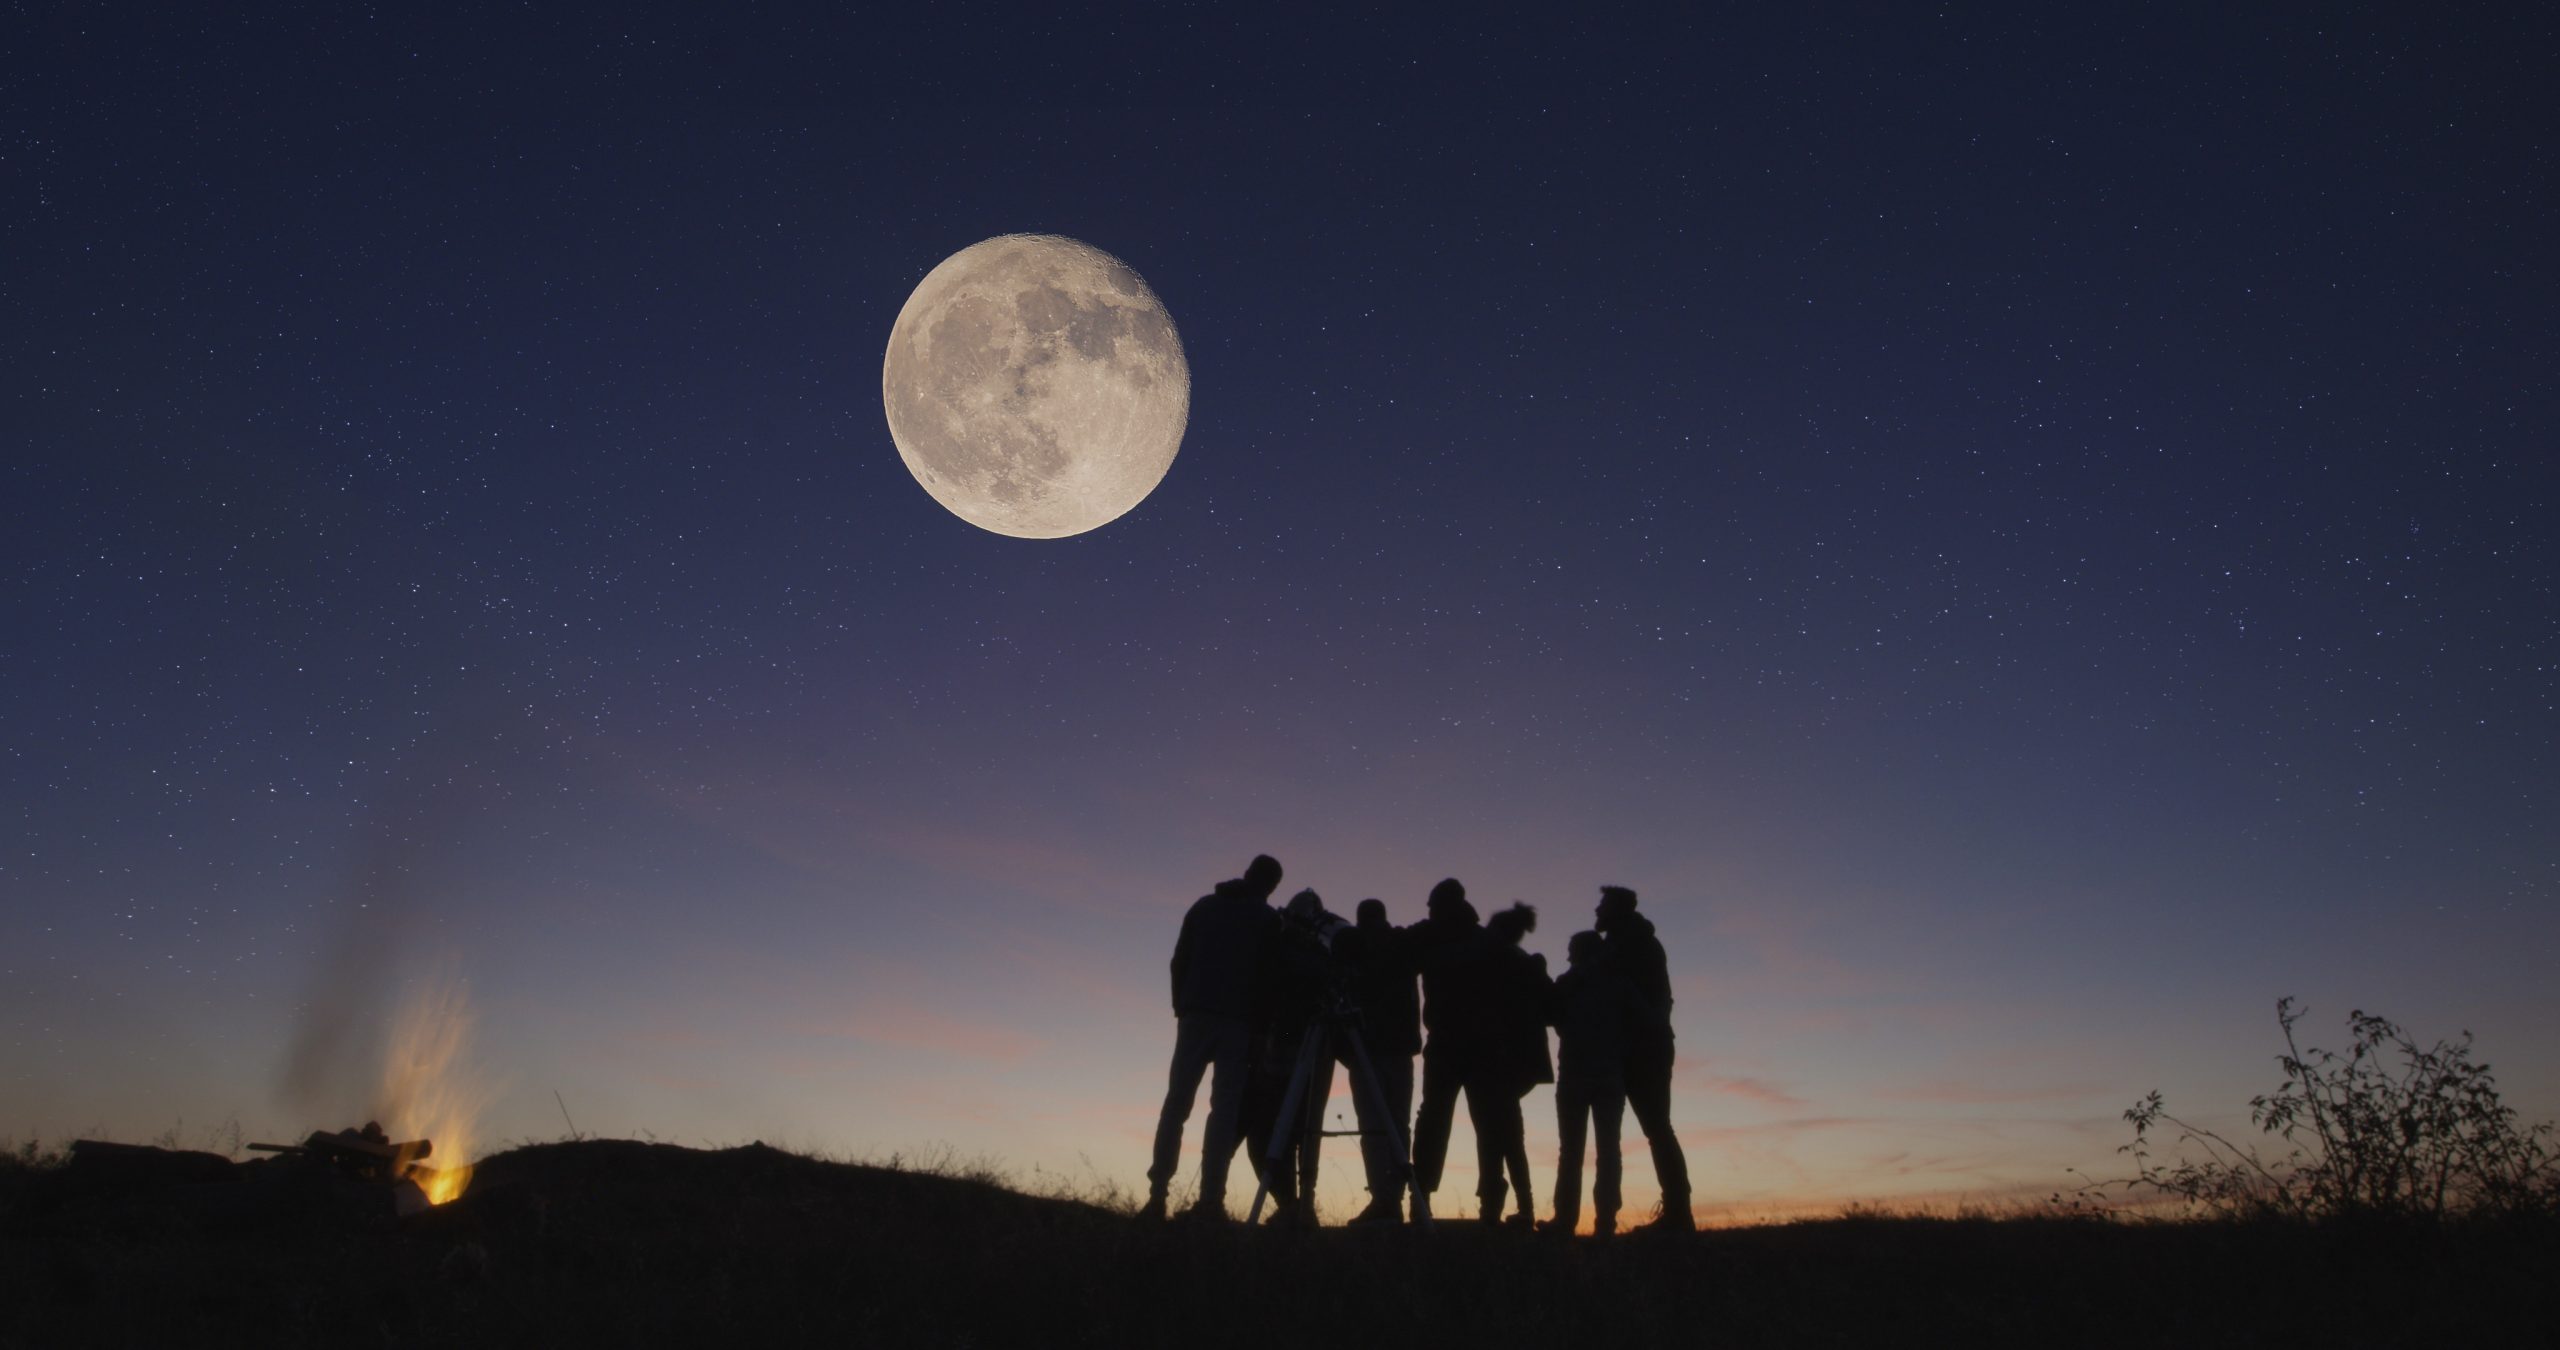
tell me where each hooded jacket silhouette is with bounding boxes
[1170,877,1282,1019]
[1413,898,1495,1068]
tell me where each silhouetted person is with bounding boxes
[1142,854,1283,1221]
[1235,888,1339,1226]
[1334,897,1421,1225]
[1545,929,1628,1236]
[1597,884,1693,1230]
[1402,876,1515,1224]
[1481,902,1553,1228]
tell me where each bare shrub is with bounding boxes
[2115,998,2560,1220]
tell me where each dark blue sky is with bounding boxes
[6,6,2553,1216]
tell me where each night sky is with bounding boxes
[8,7,2555,1221]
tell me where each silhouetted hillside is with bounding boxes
[4,1138,2552,1347]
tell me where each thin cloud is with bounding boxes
[1696,1074,1808,1110]
[1874,1079,2111,1106]
[1688,1115,1875,1142]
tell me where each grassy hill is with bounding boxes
[5,1137,2553,1347]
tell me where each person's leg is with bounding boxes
[1345,1047,1413,1209]
[1593,1076,1626,1233]
[1550,1078,1589,1231]
[1381,1054,1415,1157]
[1464,1072,1515,1219]
[1340,1046,1385,1195]
[1503,1086,1534,1223]
[1392,1050,1413,1168]
[1147,1016,1215,1202]
[1380,1053,1415,1207]
[1196,1015,1255,1209]
[1234,1024,1298,1199]
[1287,1053,1334,1218]
[1623,1037,1690,1223]
[1411,1051,1461,1198]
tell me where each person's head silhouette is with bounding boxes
[1242,854,1284,900]
[1356,898,1388,929]
[1595,885,1638,933]
[1487,902,1537,947]
[1567,930,1603,966]
[1424,879,1477,927]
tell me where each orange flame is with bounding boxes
[377,974,489,1206]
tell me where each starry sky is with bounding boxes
[7,7,2555,1221]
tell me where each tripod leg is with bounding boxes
[1341,1026,1426,1228]
[1247,1024,1330,1225]
[1296,1049,1330,1211]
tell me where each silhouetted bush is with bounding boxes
[2117,998,2560,1220]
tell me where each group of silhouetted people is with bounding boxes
[1142,855,1693,1235]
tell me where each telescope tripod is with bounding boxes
[1245,1001,1427,1229]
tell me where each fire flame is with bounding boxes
[377,975,489,1206]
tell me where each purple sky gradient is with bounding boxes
[7,8,2556,1222]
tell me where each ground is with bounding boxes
[4,1139,2552,1348]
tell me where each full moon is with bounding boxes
[881,234,1190,538]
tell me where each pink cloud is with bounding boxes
[1873,1080,2109,1106]
[1688,1115,1874,1143]
[1695,1073,1808,1110]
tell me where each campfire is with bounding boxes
[263,975,488,1202]
[244,1122,461,1215]
[372,975,482,1206]
[50,974,490,1227]
[243,975,486,1212]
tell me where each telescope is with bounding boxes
[1246,905,1425,1229]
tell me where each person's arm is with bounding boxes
[1169,908,1195,1014]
